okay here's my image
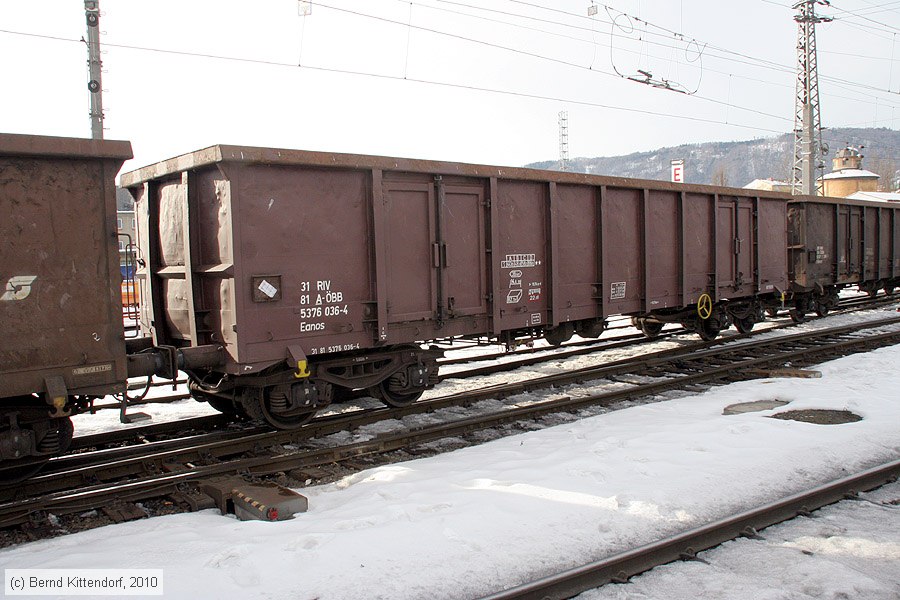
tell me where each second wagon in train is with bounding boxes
[122,145,789,428]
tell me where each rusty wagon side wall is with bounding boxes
[492,183,788,331]
[606,190,786,310]
[788,197,900,291]
[129,155,495,375]
[0,133,132,400]
[123,144,791,376]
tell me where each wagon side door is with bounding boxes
[381,178,438,323]
[493,180,550,332]
[439,181,488,318]
[839,205,863,279]
[735,199,755,296]
[716,196,755,298]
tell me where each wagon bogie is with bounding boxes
[574,319,607,339]
[0,398,75,483]
[240,382,326,430]
[634,318,665,339]
[725,300,765,334]
[544,323,576,346]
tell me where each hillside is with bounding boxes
[527,127,900,189]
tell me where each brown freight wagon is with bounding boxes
[0,132,132,473]
[121,145,789,428]
[787,196,900,318]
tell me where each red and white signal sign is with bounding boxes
[671,159,684,183]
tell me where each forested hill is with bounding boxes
[526,127,900,189]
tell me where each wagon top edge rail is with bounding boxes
[0,132,132,161]
[119,142,801,201]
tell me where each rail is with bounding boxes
[0,317,897,534]
[478,459,900,600]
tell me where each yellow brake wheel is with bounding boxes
[697,293,713,320]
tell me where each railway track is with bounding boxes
[44,306,898,482]
[66,293,899,454]
[478,459,900,600]
[1,314,898,540]
[56,322,677,457]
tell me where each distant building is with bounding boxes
[819,146,879,197]
[743,178,792,193]
[846,190,900,203]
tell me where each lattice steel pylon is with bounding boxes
[792,0,832,195]
[558,111,570,171]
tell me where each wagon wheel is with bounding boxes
[369,381,425,408]
[814,301,829,317]
[575,319,607,339]
[263,410,315,429]
[207,395,240,415]
[765,307,779,318]
[638,319,664,338]
[544,322,575,346]
[697,317,720,341]
[241,387,316,430]
[884,284,896,296]
[734,316,755,334]
[189,382,241,416]
[789,309,806,323]
[864,283,879,298]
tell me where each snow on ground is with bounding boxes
[2,308,899,599]
[68,381,216,437]
[581,479,900,600]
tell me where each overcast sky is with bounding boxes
[1,0,898,172]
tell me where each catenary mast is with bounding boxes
[792,0,832,195]
[84,1,104,139]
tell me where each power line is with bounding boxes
[822,48,896,60]
[496,0,900,101]
[0,27,788,136]
[312,1,790,122]
[1,4,894,138]
[310,2,611,79]
[412,0,900,111]
[397,0,900,110]
[845,0,900,18]
[827,0,900,33]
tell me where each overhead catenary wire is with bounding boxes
[497,0,900,98]
[408,0,900,108]
[2,8,894,128]
[1,1,896,142]
[312,1,791,120]
[0,26,789,137]
[827,0,900,34]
